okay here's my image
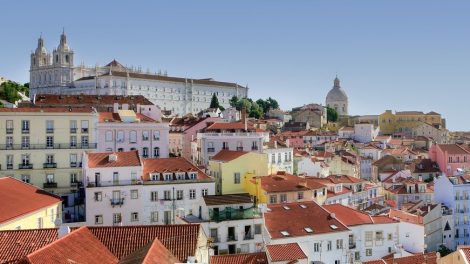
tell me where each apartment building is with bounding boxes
[0,107,97,196]
[83,151,215,226]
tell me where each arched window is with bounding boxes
[65,55,69,63]
[117,131,124,142]
[56,55,59,63]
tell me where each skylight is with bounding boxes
[330,224,338,230]
[304,227,313,233]
[283,205,290,210]
[280,231,290,236]
[300,204,307,209]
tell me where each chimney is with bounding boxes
[109,154,118,162]
[57,225,71,239]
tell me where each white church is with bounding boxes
[29,31,249,116]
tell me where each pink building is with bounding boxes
[429,144,470,175]
[274,130,308,148]
[96,110,169,158]
[169,116,221,159]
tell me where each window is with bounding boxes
[129,131,137,143]
[70,173,78,184]
[269,195,277,204]
[7,155,13,169]
[21,154,30,165]
[335,261,340,264]
[254,224,262,235]
[376,231,384,240]
[298,192,304,200]
[37,217,43,228]
[355,252,360,261]
[21,174,30,183]
[234,173,241,184]
[81,120,89,133]
[117,131,124,142]
[164,173,172,181]
[142,131,149,141]
[189,189,196,200]
[151,191,158,201]
[46,154,54,164]
[202,189,208,196]
[327,241,332,251]
[280,194,287,203]
[105,130,113,141]
[21,136,30,148]
[94,192,102,201]
[70,136,77,147]
[95,215,103,224]
[46,174,54,183]
[271,154,275,164]
[46,136,54,148]
[164,190,171,200]
[70,120,77,133]
[314,242,321,252]
[151,211,158,222]
[6,136,13,148]
[113,172,119,184]
[278,153,281,163]
[177,190,184,200]
[365,231,373,242]
[336,239,343,249]
[6,120,13,133]
[131,190,138,199]
[22,120,30,132]
[142,147,149,157]
[153,147,160,157]
[131,212,139,222]
[81,136,89,146]
[366,249,372,256]
[153,131,160,140]
[70,154,77,167]
[113,213,122,224]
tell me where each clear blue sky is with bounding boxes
[1,1,469,130]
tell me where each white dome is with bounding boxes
[326,77,348,102]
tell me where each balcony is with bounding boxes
[22,129,30,134]
[207,147,215,153]
[70,162,78,168]
[81,128,89,133]
[251,146,259,150]
[349,243,356,249]
[209,207,261,222]
[6,128,13,134]
[227,234,238,241]
[43,182,57,188]
[43,163,57,169]
[18,164,33,169]
[236,147,244,151]
[243,233,254,240]
[6,164,13,170]
[70,128,77,133]
[46,128,54,133]
[0,143,97,150]
[209,235,220,243]
[87,179,143,188]
[110,198,125,207]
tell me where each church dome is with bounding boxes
[326,77,348,102]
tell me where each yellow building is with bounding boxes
[379,110,443,136]
[244,172,327,205]
[208,150,268,195]
[0,107,97,195]
[0,177,62,230]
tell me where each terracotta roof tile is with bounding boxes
[142,157,210,181]
[437,144,470,155]
[87,151,141,168]
[203,193,253,206]
[265,201,349,239]
[86,224,201,261]
[0,107,94,113]
[119,238,180,264]
[266,243,307,261]
[0,177,62,224]
[98,112,156,123]
[210,252,268,264]
[460,247,470,262]
[259,174,315,193]
[206,122,254,131]
[24,227,118,264]
[0,228,58,263]
[382,252,437,264]
[211,150,249,162]
[388,209,423,225]
[323,204,374,226]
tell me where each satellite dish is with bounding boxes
[54,218,63,227]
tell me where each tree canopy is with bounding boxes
[229,96,280,118]
[0,81,29,104]
[209,93,224,111]
[327,107,338,122]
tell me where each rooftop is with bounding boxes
[264,201,349,239]
[98,112,156,123]
[86,151,142,168]
[30,94,153,106]
[323,204,397,226]
[211,150,249,162]
[203,193,253,206]
[437,144,470,155]
[265,243,307,262]
[0,107,95,113]
[142,157,210,181]
[0,177,62,224]
[210,252,268,264]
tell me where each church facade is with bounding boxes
[325,76,349,116]
[29,32,248,116]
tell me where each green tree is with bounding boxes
[327,107,338,122]
[266,97,279,111]
[229,96,239,108]
[249,101,263,118]
[209,93,224,111]
[438,245,453,257]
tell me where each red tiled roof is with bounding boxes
[119,238,180,264]
[363,260,386,264]
[326,175,364,184]
[0,107,94,113]
[86,224,201,261]
[266,243,307,261]
[264,201,349,239]
[0,228,58,263]
[323,204,374,226]
[437,144,470,155]
[382,252,437,264]
[0,177,61,224]
[388,209,423,225]
[87,151,141,168]
[259,174,311,193]
[460,247,470,262]
[142,157,210,181]
[210,252,268,264]
[98,112,156,123]
[211,150,249,162]
[24,227,118,264]
[203,193,253,206]
[206,122,254,131]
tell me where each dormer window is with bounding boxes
[151,173,159,181]
[164,173,172,181]
[189,172,197,180]
[176,172,185,180]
